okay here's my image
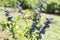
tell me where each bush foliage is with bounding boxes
[44,0,60,14]
[0,0,60,14]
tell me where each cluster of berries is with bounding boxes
[36,17,53,39]
[4,9,12,21]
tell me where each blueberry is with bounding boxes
[30,27,35,35]
[29,23,37,35]
[44,21,50,25]
[43,24,49,29]
[33,17,39,21]
[5,13,9,16]
[4,10,10,16]
[7,15,12,21]
[41,28,45,34]
[45,17,53,25]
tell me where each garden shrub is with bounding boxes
[44,0,60,14]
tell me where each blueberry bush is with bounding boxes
[0,1,54,40]
[0,0,60,40]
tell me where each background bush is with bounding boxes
[17,0,40,9]
[0,0,16,7]
[44,0,60,14]
[0,0,40,9]
[0,0,60,14]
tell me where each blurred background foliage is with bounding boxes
[0,0,60,14]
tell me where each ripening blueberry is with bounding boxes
[7,15,12,21]
[36,18,39,20]
[29,27,35,35]
[35,20,39,24]
[30,28,33,35]
[41,28,45,34]
[46,17,49,20]
[18,9,21,13]
[5,13,9,16]
[33,18,36,21]
[4,10,10,16]
[33,17,39,21]
[29,23,37,35]
[44,20,50,25]
[43,24,49,29]
[45,17,53,25]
